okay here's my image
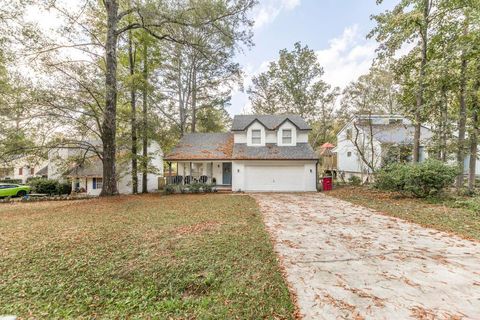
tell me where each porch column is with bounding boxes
[182,162,186,185]
[168,162,172,184]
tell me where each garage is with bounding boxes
[244,164,306,191]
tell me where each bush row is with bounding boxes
[165,183,217,195]
[28,178,72,196]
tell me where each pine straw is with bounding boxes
[0,194,294,319]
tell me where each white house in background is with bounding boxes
[334,114,480,179]
[48,141,163,196]
[165,114,318,192]
[0,156,48,183]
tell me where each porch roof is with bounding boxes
[164,133,234,161]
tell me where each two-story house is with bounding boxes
[47,141,164,196]
[0,156,48,183]
[334,114,480,180]
[164,114,318,192]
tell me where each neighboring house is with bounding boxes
[0,156,48,183]
[50,141,163,196]
[164,114,318,192]
[335,114,480,179]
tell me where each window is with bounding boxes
[251,129,261,145]
[30,168,35,175]
[18,168,23,176]
[347,151,352,157]
[282,129,292,144]
[93,178,103,189]
[346,129,352,140]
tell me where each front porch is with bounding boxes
[165,161,232,187]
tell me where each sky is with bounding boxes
[25,0,399,115]
[230,0,398,115]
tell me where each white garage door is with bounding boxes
[244,165,305,191]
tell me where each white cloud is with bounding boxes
[315,25,377,90]
[252,0,301,29]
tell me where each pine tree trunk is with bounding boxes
[100,0,119,196]
[129,30,138,194]
[456,23,469,190]
[468,111,478,192]
[142,41,148,194]
[440,83,448,162]
[468,64,480,192]
[413,0,429,163]
[191,67,197,133]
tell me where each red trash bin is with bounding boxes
[322,176,332,191]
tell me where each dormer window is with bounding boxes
[282,129,292,144]
[251,129,261,145]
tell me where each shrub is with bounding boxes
[375,159,457,198]
[189,182,202,194]
[29,179,60,195]
[203,183,213,193]
[165,184,175,195]
[0,179,22,184]
[57,182,72,195]
[348,175,361,186]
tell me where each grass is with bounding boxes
[328,186,480,241]
[0,194,294,319]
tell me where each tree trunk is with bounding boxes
[142,41,148,193]
[468,64,480,192]
[440,83,448,162]
[468,111,478,192]
[129,30,138,194]
[191,67,197,133]
[413,0,429,163]
[100,0,119,196]
[456,22,469,189]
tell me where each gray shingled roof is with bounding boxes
[35,165,48,176]
[232,143,318,160]
[67,159,103,177]
[359,124,434,144]
[232,114,311,131]
[165,133,233,161]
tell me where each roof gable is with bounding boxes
[232,114,311,131]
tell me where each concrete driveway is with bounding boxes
[252,193,480,320]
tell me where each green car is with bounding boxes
[0,183,31,198]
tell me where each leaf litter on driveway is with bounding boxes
[252,193,480,320]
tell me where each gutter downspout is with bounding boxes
[315,160,319,192]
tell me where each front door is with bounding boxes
[222,162,232,185]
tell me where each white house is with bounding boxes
[335,114,480,179]
[0,156,48,183]
[48,141,163,196]
[165,114,318,192]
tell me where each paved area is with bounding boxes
[252,193,480,320]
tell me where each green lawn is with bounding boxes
[328,186,480,241]
[0,194,294,319]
